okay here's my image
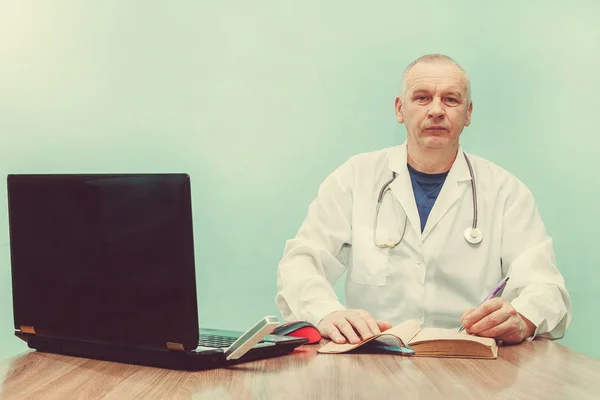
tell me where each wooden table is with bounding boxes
[1,339,599,399]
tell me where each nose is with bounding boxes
[427,98,445,119]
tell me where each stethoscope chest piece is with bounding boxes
[374,153,484,249]
[464,227,483,245]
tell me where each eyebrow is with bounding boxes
[411,89,464,99]
[411,88,432,96]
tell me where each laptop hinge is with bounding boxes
[166,342,185,351]
[20,325,36,335]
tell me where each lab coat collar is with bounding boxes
[388,141,472,182]
[387,141,473,242]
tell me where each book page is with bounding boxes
[383,319,422,343]
[317,319,422,354]
[317,321,497,358]
[317,333,397,354]
[410,327,494,347]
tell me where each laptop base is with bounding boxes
[18,332,306,371]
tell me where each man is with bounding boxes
[275,54,571,345]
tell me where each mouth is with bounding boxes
[423,126,448,131]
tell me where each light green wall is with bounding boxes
[1,1,597,361]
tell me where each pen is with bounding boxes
[458,276,510,333]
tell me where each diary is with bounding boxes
[318,319,497,359]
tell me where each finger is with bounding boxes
[325,326,347,344]
[355,310,383,335]
[496,322,529,345]
[333,318,361,344]
[476,317,521,341]
[461,307,476,321]
[344,312,375,340]
[462,298,504,329]
[467,306,514,335]
[317,315,347,343]
[376,320,393,331]
[363,316,382,335]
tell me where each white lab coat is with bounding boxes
[276,142,571,339]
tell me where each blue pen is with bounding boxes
[458,277,510,333]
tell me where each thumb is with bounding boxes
[376,320,393,331]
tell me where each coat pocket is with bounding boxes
[349,225,389,287]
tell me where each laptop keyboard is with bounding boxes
[198,333,268,348]
[198,333,238,348]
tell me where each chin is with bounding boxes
[422,136,451,148]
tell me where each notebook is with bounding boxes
[6,173,307,370]
[318,319,498,359]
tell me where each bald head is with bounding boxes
[401,54,471,103]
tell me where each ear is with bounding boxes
[395,97,405,124]
[464,101,473,126]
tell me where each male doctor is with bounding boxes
[275,54,571,345]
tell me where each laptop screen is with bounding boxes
[7,174,200,350]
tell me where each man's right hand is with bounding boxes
[317,309,393,344]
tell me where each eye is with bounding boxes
[416,96,430,102]
[445,97,458,104]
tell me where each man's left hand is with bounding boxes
[460,297,536,344]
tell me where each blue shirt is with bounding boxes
[407,164,449,232]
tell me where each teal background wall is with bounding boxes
[1,1,598,360]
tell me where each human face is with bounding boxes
[395,62,472,150]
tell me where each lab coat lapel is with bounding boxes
[387,144,422,239]
[421,147,472,242]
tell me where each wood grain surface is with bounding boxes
[1,339,599,399]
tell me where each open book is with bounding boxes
[318,319,497,359]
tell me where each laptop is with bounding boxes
[6,173,307,370]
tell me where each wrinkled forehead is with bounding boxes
[405,62,469,96]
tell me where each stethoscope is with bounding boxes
[373,153,482,249]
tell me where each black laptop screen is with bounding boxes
[7,174,200,350]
